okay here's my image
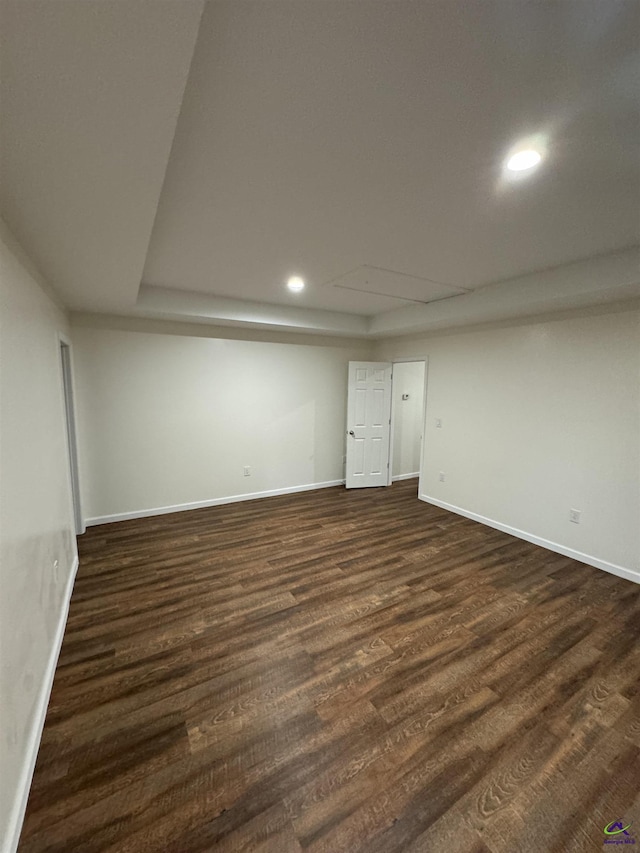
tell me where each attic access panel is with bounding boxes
[326,265,469,305]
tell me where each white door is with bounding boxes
[346,361,393,488]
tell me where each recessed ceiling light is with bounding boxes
[506,149,542,172]
[287,276,305,292]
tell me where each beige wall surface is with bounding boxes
[72,323,374,521]
[376,309,640,577]
[0,221,77,848]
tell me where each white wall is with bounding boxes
[0,221,78,851]
[72,322,374,522]
[375,308,640,580]
[391,361,425,478]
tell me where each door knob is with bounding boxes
[349,430,355,436]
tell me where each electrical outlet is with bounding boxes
[436,418,442,428]
[243,466,251,477]
[569,508,581,524]
[439,471,445,482]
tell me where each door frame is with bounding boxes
[59,333,84,535]
[388,356,429,495]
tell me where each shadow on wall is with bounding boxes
[265,400,318,487]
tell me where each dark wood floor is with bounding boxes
[19,479,640,853]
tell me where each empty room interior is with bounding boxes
[1,1,640,852]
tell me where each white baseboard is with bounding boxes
[5,554,79,853]
[85,479,346,526]
[419,493,640,586]
[392,472,420,482]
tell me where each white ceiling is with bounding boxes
[0,0,204,314]
[1,0,639,338]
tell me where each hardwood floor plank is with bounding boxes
[18,479,640,852]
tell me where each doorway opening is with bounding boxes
[59,337,83,535]
[389,360,426,495]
